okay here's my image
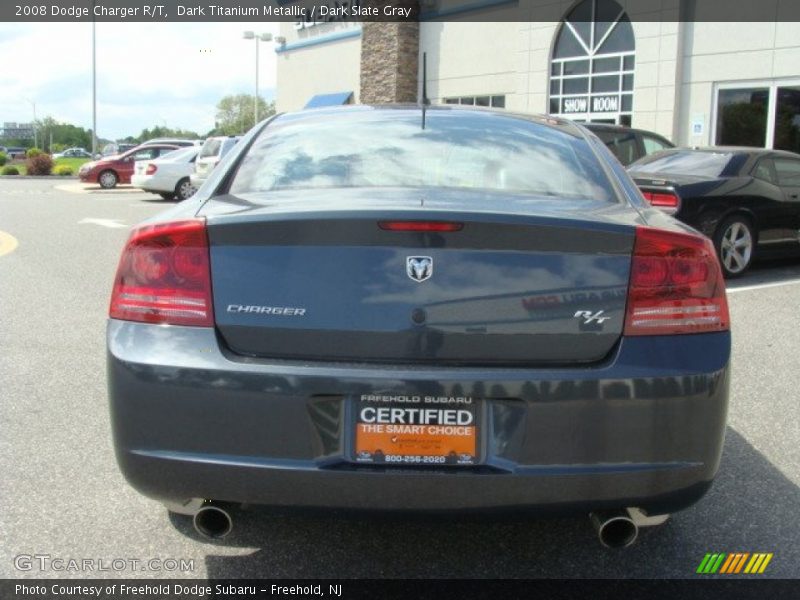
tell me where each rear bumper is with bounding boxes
[130,174,172,193]
[108,321,730,515]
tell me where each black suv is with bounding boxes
[584,123,674,166]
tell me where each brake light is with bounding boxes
[379,221,463,232]
[145,164,157,175]
[624,227,729,336]
[641,190,680,212]
[109,219,213,327]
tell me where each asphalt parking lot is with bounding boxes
[1,178,799,579]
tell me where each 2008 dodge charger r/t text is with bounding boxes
[107,106,731,548]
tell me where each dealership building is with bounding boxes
[275,0,800,153]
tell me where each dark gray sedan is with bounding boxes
[107,106,731,548]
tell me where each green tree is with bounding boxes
[33,116,93,151]
[214,94,274,135]
[134,125,202,143]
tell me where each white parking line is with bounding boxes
[727,278,800,294]
[78,218,127,229]
[0,230,19,257]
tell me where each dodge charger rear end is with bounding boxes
[107,106,730,546]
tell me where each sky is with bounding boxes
[0,22,280,140]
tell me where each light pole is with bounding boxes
[92,17,97,155]
[23,97,37,148]
[242,31,273,127]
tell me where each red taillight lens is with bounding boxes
[109,219,213,327]
[145,163,157,175]
[624,227,729,336]
[378,221,463,232]
[641,190,680,211]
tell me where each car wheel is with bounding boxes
[174,178,196,201]
[98,170,118,189]
[158,192,175,200]
[714,215,755,278]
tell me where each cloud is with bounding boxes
[0,22,279,139]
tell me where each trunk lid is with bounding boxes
[203,189,636,366]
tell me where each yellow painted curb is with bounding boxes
[0,230,19,257]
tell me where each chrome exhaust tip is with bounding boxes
[590,509,639,549]
[193,503,233,539]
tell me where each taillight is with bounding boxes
[109,219,213,327]
[624,227,729,336]
[379,221,463,232]
[641,190,680,213]
[145,164,157,175]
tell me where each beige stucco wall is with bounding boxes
[677,21,800,146]
[275,22,362,112]
[273,8,800,150]
[419,19,517,104]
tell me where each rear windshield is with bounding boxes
[631,150,734,177]
[161,147,197,162]
[229,110,616,201]
[591,129,639,166]
[199,138,222,158]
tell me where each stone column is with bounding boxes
[359,5,420,104]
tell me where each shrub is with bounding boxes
[25,154,54,176]
[0,151,7,166]
[51,143,67,153]
[26,147,43,158]
[2,165,20,175]
[53,164,74,176]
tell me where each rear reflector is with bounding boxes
[145,164,157,175]
[641,190,680,213]
[378,221,463,232]
[624,227,729,336]
[109,219,213,327]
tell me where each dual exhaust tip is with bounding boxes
[189,501,652,549]
[590,508,640,549]
[192,502,233,539]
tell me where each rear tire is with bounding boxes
[174,177,196,201]
[98,170,118,189]
[714,215,755,278]
[158,192,175,200]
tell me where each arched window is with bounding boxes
[549,0,635,125]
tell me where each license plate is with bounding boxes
[353,395,479,466]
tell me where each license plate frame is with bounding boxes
[351,395,480,466]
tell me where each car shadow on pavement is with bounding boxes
[169,427,799,578]
[138,197,180,204]
[726,256,800,290]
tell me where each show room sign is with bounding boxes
[561,95,620,114]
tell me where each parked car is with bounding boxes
[108,106,731,548]
[99,142,136,158]
[131,146,199,200]
[584,123,674,166]
[79,144,180,189]
[6,147,27,159]
[628,147,800,277]
[52,147,93,160]
[190,135,241,188]
[141,138,202,148]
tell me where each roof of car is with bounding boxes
[582,122,673,139]
[278,103,587,138]
[658,146,799,158]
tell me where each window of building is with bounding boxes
[714,82,800,153]
[443,95,506,108]
[549,0,635,124]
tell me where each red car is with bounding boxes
[79,144,180,189]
